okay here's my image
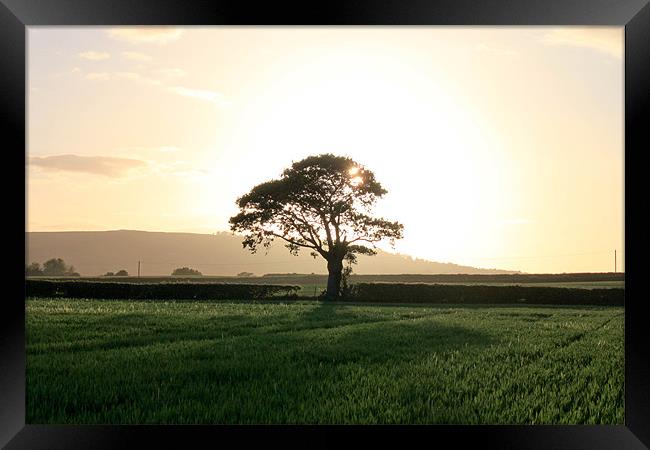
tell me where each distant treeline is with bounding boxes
[26,258,80,277]
[26,279,623,306]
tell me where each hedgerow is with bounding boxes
[347,283,623,306]
[25,280,624,306]
[25,280,300,300]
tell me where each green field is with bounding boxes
[26,298,624,424]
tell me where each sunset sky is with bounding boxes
[27,27,624,273]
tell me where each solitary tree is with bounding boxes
[229,154,403,299]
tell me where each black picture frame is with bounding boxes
[3,0,649,448]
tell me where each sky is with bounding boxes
[26,27,624,273]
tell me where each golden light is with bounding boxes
[350,176,363,186]
[26,27,624,273]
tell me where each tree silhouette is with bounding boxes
[171,267,202,276]
[229,154,403,299]
[26,262,44,276]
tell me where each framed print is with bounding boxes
[2,0,650,448]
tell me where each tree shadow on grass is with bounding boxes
[177,301,500,424]
[287,301,495,366]
[27,299,502,424]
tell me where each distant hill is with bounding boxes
[25,230,520,277]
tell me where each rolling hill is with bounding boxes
[25,230,520,277]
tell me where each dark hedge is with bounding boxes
[347,283,624,306]
[25,280,624,306]
[25,280,300,300]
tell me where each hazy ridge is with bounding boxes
[25,230,520,277]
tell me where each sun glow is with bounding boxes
[27,27,624,273]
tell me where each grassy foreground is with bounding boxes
[26,298,624,424]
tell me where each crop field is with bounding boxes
[26,298,624,424]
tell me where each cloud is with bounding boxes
[540,28,622,59]
[168,86,227,105]
[154,68,186,78]
[116,145,181,154]
[113,72,144,81]
[121,51,153,61]
[475,43,517,56]
[159,146,181,153]
[79,69,161,85]
[29,154,148,177]
[73,67,226,106]
[107,27,184,44]
[84,72,111,81]
[153,161,211,178]
[79,51,110,61]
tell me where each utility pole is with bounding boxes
[614,250,616,273]
[138,260,141,278]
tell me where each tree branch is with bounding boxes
[271,232,318,250]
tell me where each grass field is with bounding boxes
[26,298,624,424]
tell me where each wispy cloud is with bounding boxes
[107,28,184,44]
[540,28,622,59]
[29,154,148,177]
[113,72,147,81]
[159,146,181,153]
[168,86,227,105]
[153,161,211,178]
[79,51,110,61]
[73,67,224,105]
[154,68,186,78]
[121,51,153,62]
[117,145,182,154]
[82,70,160,85]
[84,72,111,81]
[475,43,517,57]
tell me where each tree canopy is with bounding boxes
[229,154,403,298]
[26,258,80,277]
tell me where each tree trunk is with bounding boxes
[325,257,343,300]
